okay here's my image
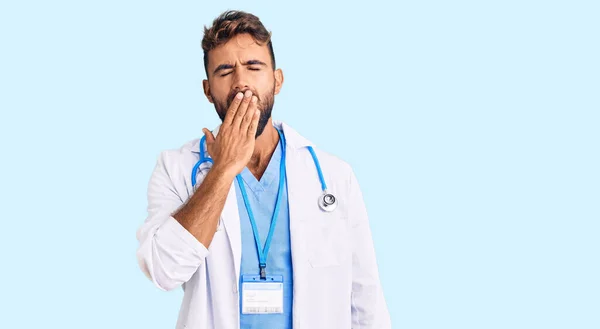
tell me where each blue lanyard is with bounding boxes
[235,128,286,280]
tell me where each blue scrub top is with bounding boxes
[234,139,293,329]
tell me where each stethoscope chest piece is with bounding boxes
[318,192,337,212]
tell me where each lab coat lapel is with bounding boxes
[279,121,314,276]
[285,145,309,264]
[220,176,242,281]
[283,140,312,328]
[207,123,242,281]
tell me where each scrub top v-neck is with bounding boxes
[234,138,293,329]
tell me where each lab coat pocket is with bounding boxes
[308,214,350,268]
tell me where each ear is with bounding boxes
[274,68,284,95]
[202,79,214,103]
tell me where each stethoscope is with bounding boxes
[191,129,338,212]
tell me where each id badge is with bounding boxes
[241,275,284,314]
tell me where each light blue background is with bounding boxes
[0,0,598,328]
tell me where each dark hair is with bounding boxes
[201,10,276,78]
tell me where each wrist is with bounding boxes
[211,162,238,180]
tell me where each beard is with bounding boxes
[212,85,275,138]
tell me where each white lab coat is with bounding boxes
[136,120,391,329]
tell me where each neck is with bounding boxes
[247,118,279,178]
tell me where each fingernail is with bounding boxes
[252,96,258,103]
[236,92,243,99]
[244,90,252,98]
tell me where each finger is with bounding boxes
[202,128,215,144]
[223,92,244,126]
[202,128,215,158]
[232,90,253,129]
[247,107,260,138]
[240,96,258,132]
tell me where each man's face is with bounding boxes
[203,33,283,138]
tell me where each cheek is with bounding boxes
[256,72,274,86]
[210,86,230,103]
[256,75,275,95]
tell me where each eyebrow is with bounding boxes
[212,60,268,75]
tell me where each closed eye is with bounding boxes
[220,68,260,77]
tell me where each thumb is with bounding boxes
[202,128,215,144]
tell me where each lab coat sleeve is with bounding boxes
[136,151,209,291]
[348,169,392,329]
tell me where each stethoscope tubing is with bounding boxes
[190,130,337,211]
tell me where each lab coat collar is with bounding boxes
[190,120,314,154]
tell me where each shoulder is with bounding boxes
[307,147,353,177]
[280,121,356,186]
[152,138,201,177]
[292,145,356,193]
[147,138,202,199]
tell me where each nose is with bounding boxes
[231,68,250,92]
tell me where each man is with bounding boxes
[136,10,390,329]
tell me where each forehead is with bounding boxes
[208,33,271,68]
